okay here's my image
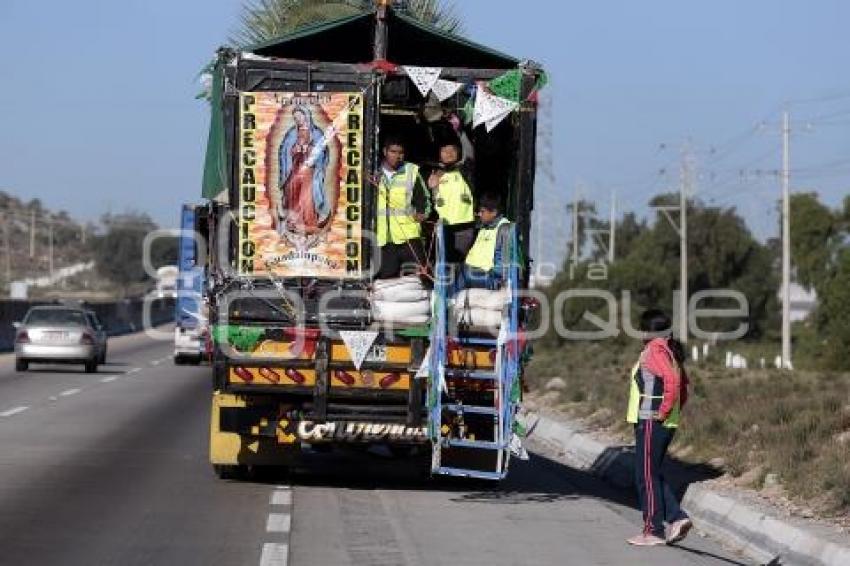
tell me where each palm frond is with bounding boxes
[230,0,463,48]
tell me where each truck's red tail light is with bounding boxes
[334,370,355,386]
[379,373,401,388]
[15,331,30,344]
[259,367,281,383]
[284,369,306,385]
[79,332,95,346]
[234,366,254,382]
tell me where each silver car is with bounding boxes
[14,306,108,373]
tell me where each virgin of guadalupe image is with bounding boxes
[277,106,333,236]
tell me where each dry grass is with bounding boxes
[526,342,850,517]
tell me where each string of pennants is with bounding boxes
[402,65,548,132]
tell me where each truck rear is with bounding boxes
[201,5,542,480]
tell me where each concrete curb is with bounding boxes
[530,414,850,566]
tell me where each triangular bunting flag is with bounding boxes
[339,330,379,370]
[473,88,518,131]
[431,79,463,102]
[403,66,442,98]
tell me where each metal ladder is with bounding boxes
[429,222,521,480]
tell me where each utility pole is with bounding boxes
[30,209,35,258]
[680,149,690,344]
[609,191,617,263]
[3,213,10,283]
[48,219,54,280]
[571,183,581,263]
[652,145,692,341]
[781,110,792,369]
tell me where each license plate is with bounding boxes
[366,345,387,362]
[43,331,69,341]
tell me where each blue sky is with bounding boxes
[1,0,848,253]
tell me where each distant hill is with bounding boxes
[0,192,98,296]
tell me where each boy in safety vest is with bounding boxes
[458,193,512,290]
[428,139,475,262]
[626,309,692,547]
[376,136,431,279]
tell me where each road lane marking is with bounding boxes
[100,376,118,383]
[151,360,161,366]
[266,513,291,533]
[60,388,81,397]
[259,543,289,566]
[271,491,292,506]
[1,406,29,417]
[127,368,142,375]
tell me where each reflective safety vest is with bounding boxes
[434,170,474,225]
[377,163,422,246]
[465,217,510,272]
[626,360,682,428]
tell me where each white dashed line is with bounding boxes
[266,513,291,533]
[100,376,118,383]
[270,491,292,506]
[259,543,289,566]
[60,388,81,397]
[0,406,29,417]
[261,487,292,566]
[127,368,142,375]
[150,360,161,366]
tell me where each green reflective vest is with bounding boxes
[377,163,422,246]
[434,170,474,225]
[465,217,510,271]
[626,361,682,429]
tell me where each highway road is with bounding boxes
[0,330,751,566]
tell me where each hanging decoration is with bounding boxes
[402,66,442,98]
[430,79,463,102]
[339,330,379,371]
[488,69,523,103]
[473,88,519,132]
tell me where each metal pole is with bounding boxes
[373,1,389,61]
[781,110,792,369]
[3,214,10,283]
[48,219,54,280]
[679,150,689,343]
[30,209,35,258]
[609,191,616,263]
[572,185,579,263]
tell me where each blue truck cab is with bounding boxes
[173,204,207,365]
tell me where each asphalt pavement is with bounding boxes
[0,330,752,566]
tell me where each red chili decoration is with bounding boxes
[234,366,254,382]
[259,367,281,383]
[284,369,306,385]
[379,373,401,388]
[334,370,355,386]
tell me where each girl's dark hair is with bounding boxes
[639,309,686,365]
[478,193,501,212]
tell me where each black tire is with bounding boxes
[189,355,202,366]
[15,358,28,372]
[84,359,98,374]
[213,464,247,480]
[174,355,184,365]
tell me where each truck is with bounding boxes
[173,204,208,365]
[155,265,179,299]
[201,3,543,480]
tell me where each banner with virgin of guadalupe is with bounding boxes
[238,92,364,278]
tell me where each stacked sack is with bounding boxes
[371,276,432,326]
[451,288,509,333]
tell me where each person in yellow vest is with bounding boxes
[457,193,512,290]
[375,136,431,279]
[626,309,692,547]
[427,139,475,262]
